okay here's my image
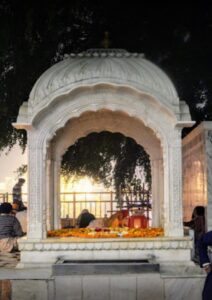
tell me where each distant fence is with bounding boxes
[0,193,28,206]
[0,191,152,224]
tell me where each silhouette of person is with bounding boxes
[12,178,26,210]
[184,206,205,263]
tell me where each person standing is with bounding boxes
[184,206,205,263]
[198,231,212,300]
[12,178,26,210]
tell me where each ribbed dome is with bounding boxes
[29,49,179,110]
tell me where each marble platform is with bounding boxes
[0,244,206,300]
[17,236,193,268]
[0,263,206,300]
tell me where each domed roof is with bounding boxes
[29,49,179,110]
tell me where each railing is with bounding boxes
[61,191,151,220]
[0,191,152,225]
[60,192,115,220]
[0,193,28,206]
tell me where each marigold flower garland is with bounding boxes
[47,227,164,238]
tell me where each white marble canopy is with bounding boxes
[13,49,195,266]
[16,49,191,127]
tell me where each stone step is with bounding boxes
[52,259,160,275]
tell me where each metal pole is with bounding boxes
[73,192,76,225]
[110,191,113,216]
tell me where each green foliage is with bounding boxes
[0,1,211,189]
[0,1,211,154]
[0,0,94,152]
[61,132,151,193]
[15,164,27,178]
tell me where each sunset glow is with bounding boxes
[60,176,107,193]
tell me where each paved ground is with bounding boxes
[0,253,20,299]
[0,280,11,300]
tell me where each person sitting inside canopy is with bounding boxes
[76,209,95,228]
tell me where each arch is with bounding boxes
[32,84,177,128]
[42,108,165,232]
[51,109,162,161]
[31,85,172,162]
[22,82,186,241]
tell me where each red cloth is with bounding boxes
[128,215,148,228]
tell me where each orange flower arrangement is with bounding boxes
[122,228,164,238]
[47,227,164,238]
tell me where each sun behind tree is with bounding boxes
[61,131,151,195]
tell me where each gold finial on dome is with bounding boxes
[101,31,111,49]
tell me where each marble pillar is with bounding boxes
[53,159,61,229]
[164,129,183,237]
[151,159,164,227]
[27,132,47,240]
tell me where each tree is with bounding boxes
[0,1,211,153]
[0,0,95,151]
[61,132,151,193]
[0,1,211,190]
